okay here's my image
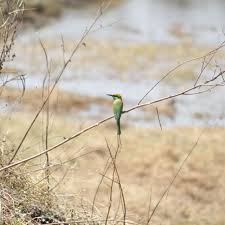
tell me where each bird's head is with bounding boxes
[107,93,122,100]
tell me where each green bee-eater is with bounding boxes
[107,93,123,135]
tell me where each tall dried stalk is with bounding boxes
[40,39,52,191]
[0,0,24,71]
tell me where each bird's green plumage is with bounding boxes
[107,94,123,135]
[113,98,123,135]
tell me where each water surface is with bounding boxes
[4,0,225,126]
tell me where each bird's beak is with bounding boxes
[107,94,113,97]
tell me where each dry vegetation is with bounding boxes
[0,170,65,224]
[0,86,176,121]
[1,0,225,225]
[0,86,111,112]
[12,37,220,83]
[1,112,225,224]
[55,124,225,225]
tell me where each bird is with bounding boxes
[107,93,123,135]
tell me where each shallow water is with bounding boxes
[26,0,225,44]
[4,0,225,126]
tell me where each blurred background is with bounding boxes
[1,1,225,224]
[2,0,225,126]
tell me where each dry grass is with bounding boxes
[0,86,176,121]
[1,111,225,224]
[2,1,224,224]
[0,86,111,112]
[13,37,223,83]
[0,167,66,224]
[76,39,212,72]
[57,124,225,225]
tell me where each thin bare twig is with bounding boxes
[105,154,116,225]
[145,187,152,225]
[7,0,112,164]
[39,39,51,190]
[106,140,126,225]
[92,156,112,216]
[138,41,225,104]
[146,130,204,224]
[155,107,162,131]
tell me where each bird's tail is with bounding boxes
[117,120,121,135]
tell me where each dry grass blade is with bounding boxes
[40,38,51,191]
[155,107,162,131]
[105,157,116,225]
[92,156,112,217]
